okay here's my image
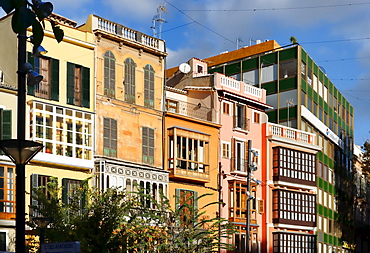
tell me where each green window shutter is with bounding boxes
[30,174,39,216]
[50,58,59,101]
[81,67,90,108]
[62,178,68,204]
[66,62,75,105]
[27,52,35,96]
[193,191,198,211]
[1,110,12,140]
[175,189,181,210]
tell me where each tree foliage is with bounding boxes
[362,140,370,176]
[0,0,63,51]
[28,178,236,252]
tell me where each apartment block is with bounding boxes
[79,15,169,199]
[167,57,271,252]
[0,13,96,251]
[204,40,355,252]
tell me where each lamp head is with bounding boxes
[37,2,53,19]
[32,45,48,57]
[27,71,43,86]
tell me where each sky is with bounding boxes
[2,0,370,145]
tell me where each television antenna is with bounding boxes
[151,3,167,39]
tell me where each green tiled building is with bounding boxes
[206,41,355,253]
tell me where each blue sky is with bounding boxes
[2,0,370,145]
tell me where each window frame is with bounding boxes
[103,50,116,98]
[144,64,155,108]
[124,58,136,103]
[103,117,117,158]
[142,126,155,165]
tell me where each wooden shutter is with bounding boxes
[27,52,35,95]
[62,178,68,204]
[66,62,75,105]
[231,138,236,171]
[245,140,250,171]
[243,105,248,130]
[193,190,198,211]
[30,174,39,217]
[149,128,154,160]
[1,110,11,140]
[50,58,60,101]
[258,199,264,213]
[111,119,117,157]
[81,66,90,108]
[142,127,148,160]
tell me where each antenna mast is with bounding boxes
[151,3,167,39]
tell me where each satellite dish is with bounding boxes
[179,63,191,74]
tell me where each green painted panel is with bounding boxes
[324,181,329,192]
[279,77,297,91]
[279,47,297,61]
[209,66,223,74]
[279,106,297,121]
[317,204,323,215]
[225,62,240,76]
[329,107,333,117]
[319,97,323,107]
[324,233,328,244]
[318,152,323,162]
[324,103,328,112]
[329,184,333,194]
[314,92,318,102]
[262,81,277,94]
[324,155,329,165]
[319,70,323,81]
[308,86,313,97]
[308,57,313,68]
[261,53,277,65]
[302,80,307,92]
[318,177,323,188]
[301,49,307,62]
[267,110,277,123]
[242,58,258,71]
[329,235,333,245]
[314,64,319,76]
[324,76,328,87]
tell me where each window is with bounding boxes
[261,64,277,83]
[279,59,297,79]
[0,109,11,140]
[144,64,155,108]
[229,181,257,223]
[273,232,315,253]
[62,178,84,210]
[30,102,93,159]
[253,111,260,124]
[307,67,312,85]
[103,118,117,158]
[103,51,115,98]
[27,53,59,100]
[234,104,249,131]
[30,174,51,217]
[197,65,203,74]
[223,102,231,115]
[0,166,15,220]
[168,127,209,176]
[124,58,136,103]
[142,127,154,165]
[243,69,258,86]
[273,189,316,226]
[0,232,5,251]
[67,62,90,108]
[272,147,316,184]
[301,61,306,79]
[222,142,230,158]
[231,139,247,173]
[176,189,198,223]
[166,100,178,113]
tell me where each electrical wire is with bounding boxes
[180,2,370,12]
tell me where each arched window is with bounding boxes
[124,58,136,103]
[103,51,116,98]
[144,64,155,108]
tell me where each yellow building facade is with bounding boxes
[79,15,169,197]
[0,13,95,251]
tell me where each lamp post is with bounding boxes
[0,25,43,253]
[33,217,51,246]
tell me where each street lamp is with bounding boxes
[33,217,52,245]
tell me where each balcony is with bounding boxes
[166,100,215,123]
[267,122,316,146]
[233,116,250,132]
[92,15,165,53]
[168,158,210,183]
